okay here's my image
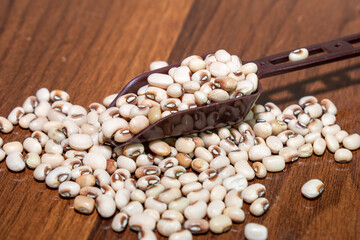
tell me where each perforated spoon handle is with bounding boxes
[254,33,360,79]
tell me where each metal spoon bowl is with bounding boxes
[109,33,360,147]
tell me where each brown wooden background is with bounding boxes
[0,0,359,239]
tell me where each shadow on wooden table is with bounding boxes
[259,63,360,105]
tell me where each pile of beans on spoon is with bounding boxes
[0,49,359,240]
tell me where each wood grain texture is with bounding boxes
[0,0,359,239]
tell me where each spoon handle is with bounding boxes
[254,33,360,79]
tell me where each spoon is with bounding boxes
[109,33,360,147]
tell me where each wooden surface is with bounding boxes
[0,0,359,239]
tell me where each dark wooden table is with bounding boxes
[0,0,359,239]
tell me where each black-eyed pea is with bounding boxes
[6,151,25,172]
[175,137,195,153]
[321,113,336,126]
[199,131,220,147]
[158,157,178,172]
[207,200,225,219]
[147,73,174,89]
[248,144,271,162]
[320,98,337,115]
[41,153,65,169]
[22,96,38,113]
[88,102,106,114]
[249,197,269,216]
[187,189,210,204]
[8,106,25,125]
[241,62,258,75]
[74,195,95,215]
[219,139,238,154]
[182,182,202,195]
[82,152,106,170]
[124,178,138,193]
[79,186,102,199]
[45,166,71,188]
[149,140,171,156]
[253,122,272,139]
[129,115,149,134]
[160,176,181,189]
[244,223,268,240]
[325,134,339,153]
[143,208,160,222]
[157,218,182,237]
[111,212,128,232]
[145,197,167,214]
[31,131,49,147]
[169,229,193,240]
[149,60,169,71]
[178,172,198,186]
[100,185,115,198]
[224,189,243,208]
[304,132,321,144]
[334,130,348,144]
[343,133,360,150]
[334,148,353,163]
[210,185,227,201]
[135,166,161,179]
[44,139,63,154]
[76,174,96,188]
[164,166,186,179]
[162,210,184,224]
[137,175,160,191]
[194,91,208,106]
[68,133,93,151]
[279,147,299,163]
[308,119,323,133]
[167,83,184,98]
[322,124,341,137]
[209,62,230,77]
[19,113,36,129]
[269,119,287,135]
[241,183,266,204]
[266,136,283,154]
[191,158,209,172]
[202,174,222,191]
[228,150,248,165]
[222,173,248,192]
[173,66,191,84]
[158,188,182,204]
[287,119,309,136]
[3,141,23,155]
[117,156,137,173]
[313,137,326,156]
[121,201,144,217]
[184,219,209,234]
[301,179,324,199]
[209,215,232,234]
[209,155,230,170]
[33,163,52,181]
[129,213,156,231]
[286,134,305,149]
[96,195,116,218]
[58,181,80,198]
[223,207,245,223]
[106,159,118,175]
[184,200,207,220]
[168,197,189,213]
[298,143,313,158]
[252,162,267,179]
[234,160,255,180]
[262,156,285,172]
[138,229,157,240]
